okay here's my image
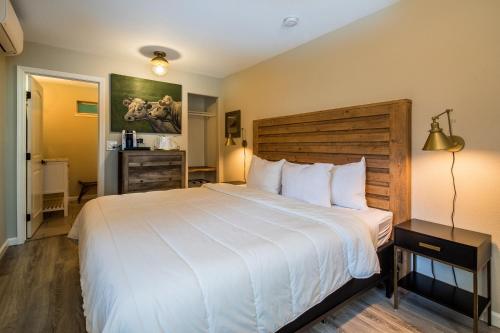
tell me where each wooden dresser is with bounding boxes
[118,150,186,194]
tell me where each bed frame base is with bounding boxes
[277,241,394,333]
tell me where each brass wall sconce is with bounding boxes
[422,108,466,287]
[423,109,465,152]
[225,133,236,146]
[422,108,465,229]
[224,127,247,182]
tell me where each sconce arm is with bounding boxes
[432,109,454,136]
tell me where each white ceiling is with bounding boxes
[13,0,396,78]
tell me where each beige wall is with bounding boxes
[0,55,6,246]
[38,80,98,197]
[222,0,500,315]
[4,42,223,238]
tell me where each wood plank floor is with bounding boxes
[30,200,88,241]
[0,236,497,333]
[0,237,85,333]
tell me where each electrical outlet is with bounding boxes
[106,140,118,151]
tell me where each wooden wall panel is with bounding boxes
[253,99,411,225]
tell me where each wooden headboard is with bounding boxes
[253,99,411,225]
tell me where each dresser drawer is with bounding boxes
[128,180,182,193]
[128,154,182,167]
[128,168,181,183]
[118,150,186,194]
[394,227,476,270]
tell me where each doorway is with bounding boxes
[28,76,99,239]
[16,67,105,244]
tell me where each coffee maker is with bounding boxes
[121,129,137,149]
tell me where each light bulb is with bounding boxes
[150,51,169,76]
[152,64,167,76]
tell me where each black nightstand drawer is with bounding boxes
[395,227,476,270]
[394,219,492,333]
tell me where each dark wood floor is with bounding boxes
[0,237,85,333]
[0,236,498,333]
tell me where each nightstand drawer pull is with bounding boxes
[418,242,441,252]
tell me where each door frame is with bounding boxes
[16,66,106,244]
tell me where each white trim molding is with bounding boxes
[0,239,8,259]
[8,237,18,246]
[0,238,18,259]
[16,66,106,244]
[492,311,500,329]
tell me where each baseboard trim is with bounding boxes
[493,311,500,328]
[0,237,18,259]
[0,239,8,259]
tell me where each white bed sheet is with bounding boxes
[330,206,393,247]
[237,184,392,247]
[69,183,380,333]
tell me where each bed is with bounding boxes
[69,99,411,333]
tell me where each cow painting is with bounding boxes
[122,98,152,121]
[147,96,182,133]
[122,96,181,133]
[110,73,182,134]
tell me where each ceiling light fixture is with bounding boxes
[282,16,299,28]
[150,51,169,76]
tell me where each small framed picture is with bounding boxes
[76,101,98,117]
[225,110,241,138]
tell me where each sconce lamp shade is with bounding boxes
[422,109,465,152]
[423,120,453,151]
[225,133,236,146]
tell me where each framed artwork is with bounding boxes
[76,101,98,117]
[110,73,182,134]
[225,110,241,138]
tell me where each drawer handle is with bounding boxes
[418,242,441,252]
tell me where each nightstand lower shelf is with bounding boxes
[398,271,490,320]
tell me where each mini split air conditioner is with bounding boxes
[0,0,23,55]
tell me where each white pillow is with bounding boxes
[330,157,368,210]
[246,156,285,194]
[282,162,333,207]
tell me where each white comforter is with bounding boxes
[69,183,379,333]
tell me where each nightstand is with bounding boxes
[223,181,246,185]
[393,219,492,333]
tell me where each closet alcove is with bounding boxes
[187,93,219,187]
